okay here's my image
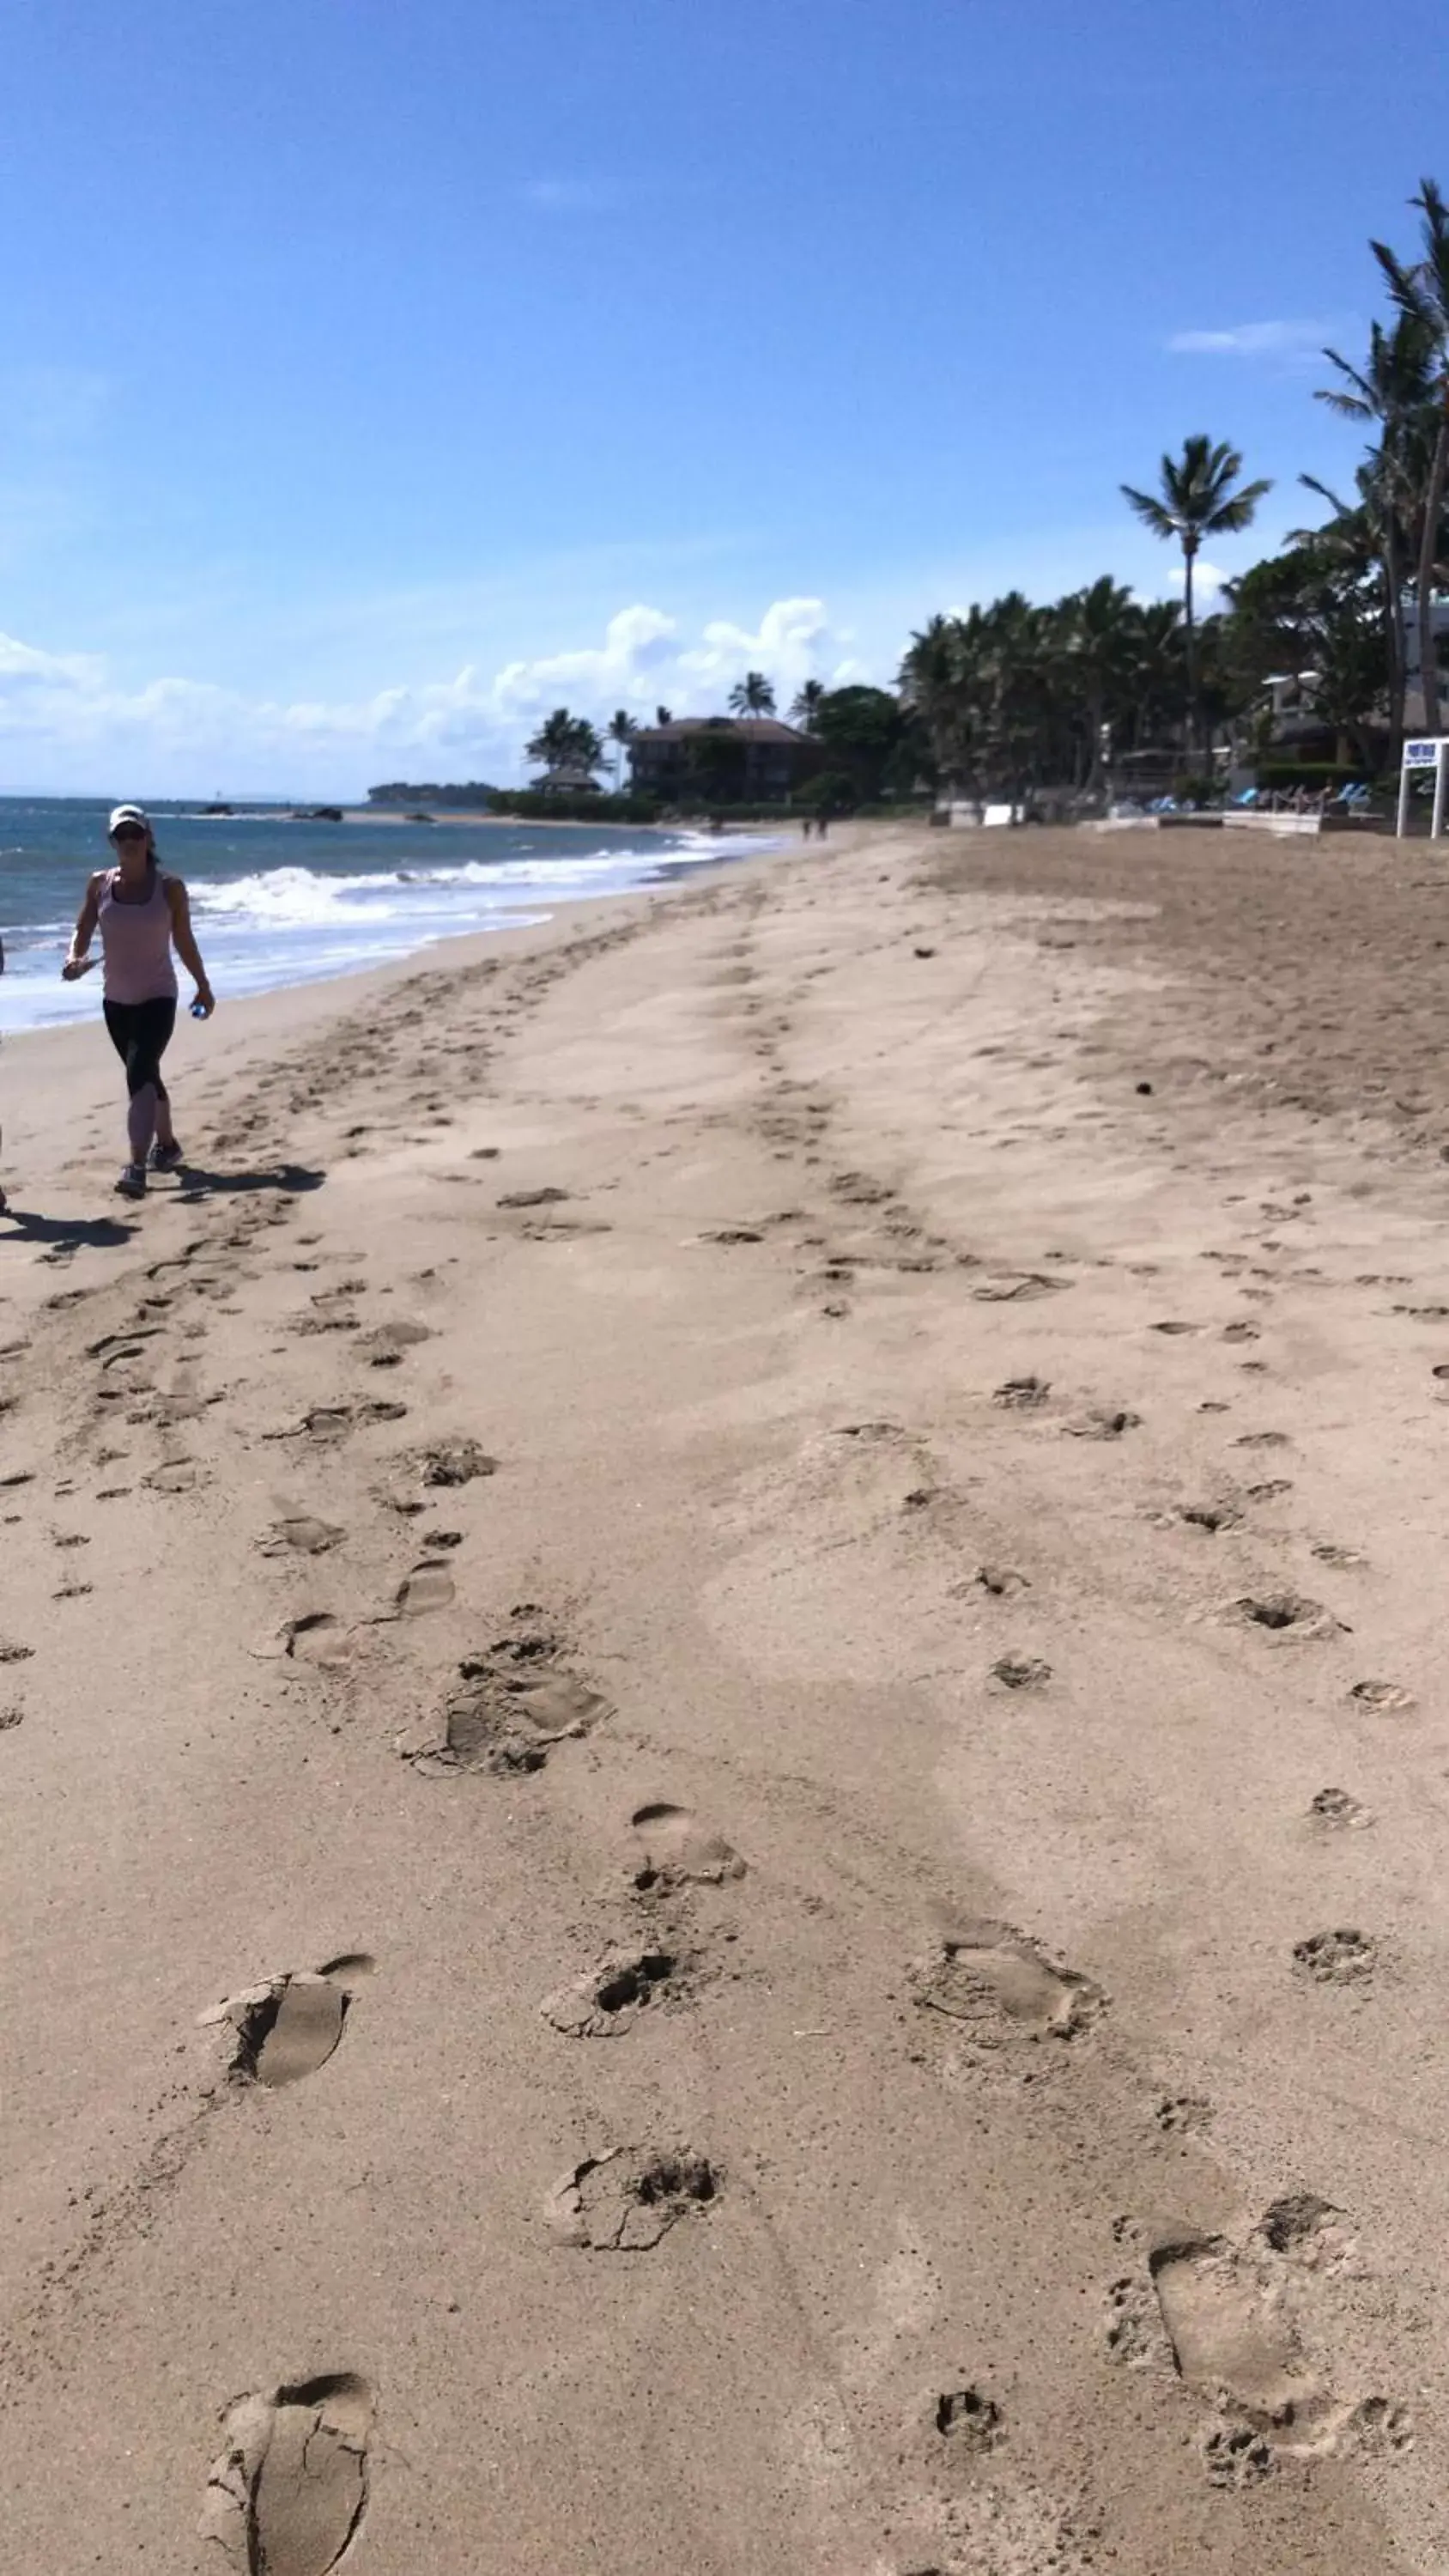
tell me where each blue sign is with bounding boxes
[1404,738,1446,767]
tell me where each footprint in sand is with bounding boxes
[355,1319,433,1366]
[1149,2231,1347,2457]
[542,1945,682,2038]
[1203,2425,1275,2486]
[270,1613,367,1670]
[415,1437,497,1489]
[1064,1407,1140,1440]
[911,1923,1102,2048]
[498,1186,569,1209]
[1232,1593,1343,1639]
[1294,1928,1379,1984]
[202,1955,374,2087]
[1174,1502,1241,1534]
[630,1801,746,1889]
[991,1656,1052,1690]
[1155,2094,1212,2136]
[1309,1786,1372,1829]
[548,2147,719,2251]
[961,1564,1031,1597]
[145,1459,202,1495]
[401,1611,610,1776]
[934,2386,1003,2448]
[972,1273,1069,1303]
[394,1560,456,1616]
[260,1516,345,1558]
[200,2372,373,2574]
[993,1375,1050,1410]
[1349,1678,1414,1713]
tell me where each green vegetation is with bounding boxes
[524,707,605,786]
[488,787,664,823]
[727,670,776,716]
[1121,437,1272,756]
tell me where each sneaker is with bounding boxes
[150,1139,185,1172]
[114,1164,147,1199]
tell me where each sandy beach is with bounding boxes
[6,817,1449,2571]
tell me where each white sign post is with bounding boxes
[1397,736,1449,838]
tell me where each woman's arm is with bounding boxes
[62,875,103,980]
[166,878,215,1016]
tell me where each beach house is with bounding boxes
[628,715,821,804]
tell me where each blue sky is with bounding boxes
[1,0,1445,793]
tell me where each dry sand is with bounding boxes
[3,818,1449,2570]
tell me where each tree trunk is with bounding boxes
[1085,690,1104,792]
[1182,542,1197,765]
[1416,402,1449,736]
[1384,515,1405,772]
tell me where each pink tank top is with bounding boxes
[99,867,179,1005]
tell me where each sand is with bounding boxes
[2,817,1446,2571]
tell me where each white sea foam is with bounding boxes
[0,814,782,1032]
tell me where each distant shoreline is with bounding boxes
[341,807,769,835]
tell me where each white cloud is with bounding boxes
[0,598,863,796]
[489,605,680,719]
[1167,559,1229,606]
[1166,319,1339,360]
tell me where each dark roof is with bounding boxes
[634,717,809,745]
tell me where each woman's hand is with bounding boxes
[192,983,215,1019]
[61,955,94,982]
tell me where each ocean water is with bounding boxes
[0,799,775,1032]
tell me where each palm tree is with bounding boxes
[655,704,674,727]
[1061,576,1137,790]
[524,706,604,784]
[728,671,776,717]
[1122,435,1272,758]
[791,678,826,732]
[1314,311,1435,758]
[607,708,639,793]
[1371,179,1449,732]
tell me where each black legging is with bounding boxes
[104,996,177,1101]
[104,996,177,1162]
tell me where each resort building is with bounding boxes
[628,715,821,802]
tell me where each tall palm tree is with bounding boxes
[1122,435,1272,757]
[655,704,674,726]
[1371,179,1449,732]
[524,706,604,783]
[607,708,639,792]
[1061,576,1137,789]
[791,678,826,732]
[728,671,776,717]
[1315,310,1434,757]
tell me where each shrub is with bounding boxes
[487,790,663,823]
[794,770,860,817]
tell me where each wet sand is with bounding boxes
[2,819,1446,2572]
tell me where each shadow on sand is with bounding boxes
[174,1162,327,1201]
[0,1207,136,1251]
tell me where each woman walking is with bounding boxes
[64,805,215,1197]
